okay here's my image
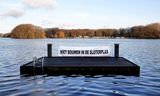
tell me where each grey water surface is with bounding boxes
[0,38,160,96]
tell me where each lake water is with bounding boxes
[0,38,160,96]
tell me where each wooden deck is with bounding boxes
[20,57,140,76]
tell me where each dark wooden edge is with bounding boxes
[21,57,44,66]
[121,57,140,66]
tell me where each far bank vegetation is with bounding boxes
[10,24,45,39]
[1,23,160,39]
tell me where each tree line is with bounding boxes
[0,23,160,39]
[44,23,160,39]
[10,24,45,39]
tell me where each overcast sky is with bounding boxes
[0,0,160,33]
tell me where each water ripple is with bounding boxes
[0,39,160,96]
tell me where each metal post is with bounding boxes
[47,43,52,57]
[33,57,37,77]
[42,57,44,75]
[114,44,119,58]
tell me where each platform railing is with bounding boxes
[41,57,44,75]
[33,57,37,76]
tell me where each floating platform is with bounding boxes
[20,57,140,76]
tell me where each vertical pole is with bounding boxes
[114,44,119,58]
[47,43,52,57]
